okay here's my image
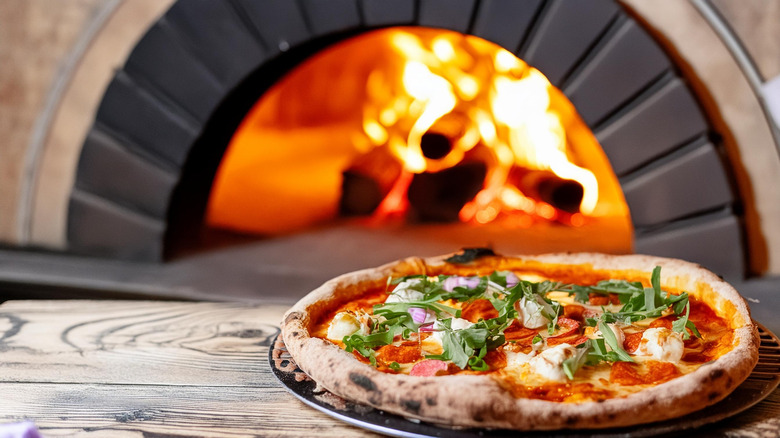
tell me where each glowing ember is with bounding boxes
[359,30,598,224]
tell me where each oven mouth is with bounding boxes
[202,26,632,257]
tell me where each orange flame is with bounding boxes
[361,30,599,223]
[206,27,630,241]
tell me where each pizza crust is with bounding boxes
[281,252,759,430]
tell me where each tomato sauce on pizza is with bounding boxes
[312,267,736,402]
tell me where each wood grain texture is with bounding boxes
[0,300,778,437]
[0,300,378,437]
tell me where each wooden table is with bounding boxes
[1,300,778,437]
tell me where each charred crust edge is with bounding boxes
[284,311,304,326]
[444,247,496,264]
[401,399,422,414]
[349,372,377,392]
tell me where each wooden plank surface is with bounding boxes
[0,300,778,437]
[0,300,378,437]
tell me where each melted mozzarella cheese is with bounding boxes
[385,279,425,303]
[326,311,369,341]
[637,327,684,362]
[529,343,577,381]
[505,350,535,369]
[514,296,551,329]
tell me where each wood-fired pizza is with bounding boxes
[281,250,759,430]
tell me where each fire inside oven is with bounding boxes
[204,27,632,254]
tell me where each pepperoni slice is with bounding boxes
[376,342,422,365]
[547,334,588,346]
[582,308,600,320]
[410,359,449,376]
[623,331,644,353]
[649,316,674,329]
[550,317,580,338]
[563,305,586,323]
[461,299,499,323]
[588,293,621,306]
[588,294,610,306]
[504,320,539,343]
[651,315,696,339]
[610,361,681,385]
[545,318,583,346]
[483,348,507,369]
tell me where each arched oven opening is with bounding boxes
[168,26,633,263]
[54,0,773,302]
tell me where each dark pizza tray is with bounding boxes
[269,323,780,437]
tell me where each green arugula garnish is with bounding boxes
[426,319,492,370]
[343,330,395,366]
[598,320,634,362]
[671,301,702,340]
[339,266,699,377]
[562,342,591,380]
[561,267,700,338]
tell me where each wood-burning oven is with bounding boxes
[1,0,779,306]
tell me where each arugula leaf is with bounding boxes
[562,342,591,380]
[441,276,489,302]
[442,330,471,369]
[643,287,658,314]
[488,271,510,287]
[671,301,702,340]
[375,300,460,321]
[590,279,645,295]
[651,265,662,297]
[561,278,643,304]
[342,330,395,366]
[570,285,592,304]
[671,292,689,315]
[459,326,489,348]
[545,299,562,335]
[598,321,634,362]
[426,319,502,370]
[585,337,633,365]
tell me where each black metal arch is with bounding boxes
[68,0,744,277]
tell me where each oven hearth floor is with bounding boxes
[1,221,777,334]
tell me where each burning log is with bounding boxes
[514,169,585,214]
[339,147,402,217]
[407,162,487,222]
[420,132,453,159]
[340,171,384,216]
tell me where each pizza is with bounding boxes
[281,250,759,430]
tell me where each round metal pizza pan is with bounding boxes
[270,323,780,437]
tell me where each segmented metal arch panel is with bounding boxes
[68,0,743,277]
